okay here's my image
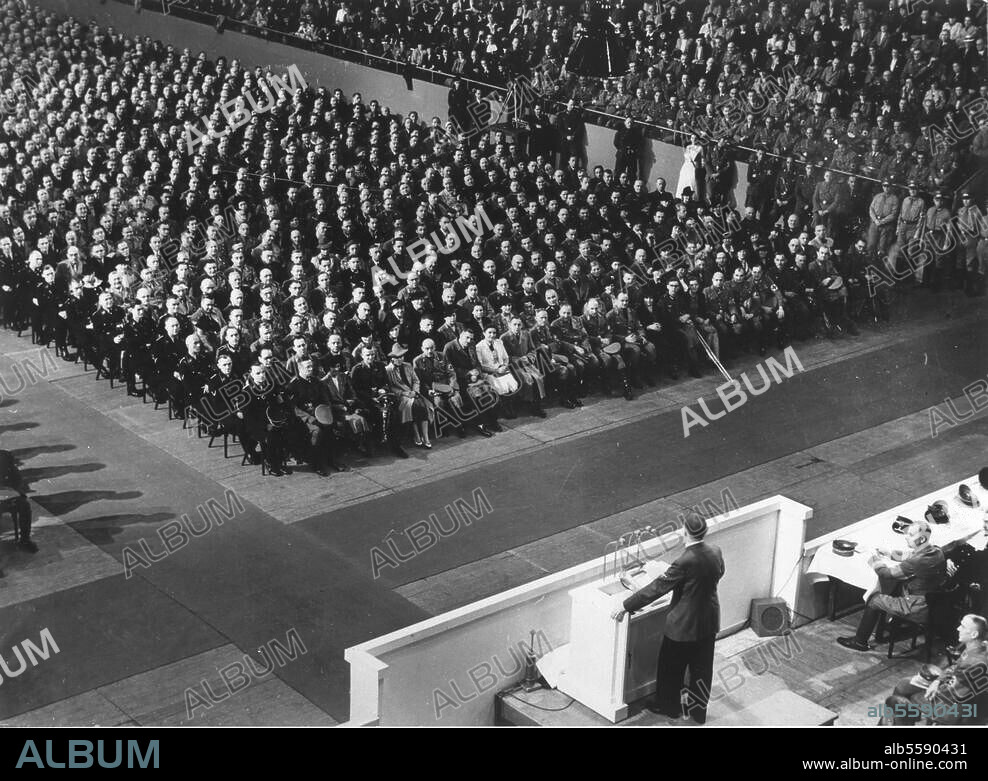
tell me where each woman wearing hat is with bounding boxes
[386,344,434,449]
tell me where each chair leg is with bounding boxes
[223,433,229,459]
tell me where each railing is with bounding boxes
[97,0,988,196]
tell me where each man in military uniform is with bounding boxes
[906,150,934,192]
[614,117,644,181]
[808,246,857,335]
[551,303,600,395]
[657,280,702,378]
[858,137,884,180]
[955,191,983,293]
[413,337,471,439]
[867,180,900,257]
[812,170,843,236]
[556,100,586,168]
[607,291,657,387]
[150,316,186,412]
[501,316,550,414]
[582,297,633,399]
[290,357,348,476]
[684,276,720,362]
[88,291,127,379]
[351,345,406,458]
[200,354,240,437]
[705,138,734,208]
[442,329,502,434]
[122,301,157,397]
[768,155,800,230]
[176,334,214,422]
[703,270,741,359]
[830,138,858,174]
[239,362,291,476]
[896,181,926,252]
[917,191,954,290]
[745,147,776,222]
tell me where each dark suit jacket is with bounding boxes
[623,541,725,642]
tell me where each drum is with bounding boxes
[314,404,335,426]
[602,342,623,355]
[433,382,453,395]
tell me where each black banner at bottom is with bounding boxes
[0,726,983,773]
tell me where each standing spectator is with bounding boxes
[614,117,644,180]
[867,179,900,256]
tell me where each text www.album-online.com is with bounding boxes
[803,743,969,771]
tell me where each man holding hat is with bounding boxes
[837,519,946,652]
[612,513,725,724]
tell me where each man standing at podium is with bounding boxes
[611,514,725,724]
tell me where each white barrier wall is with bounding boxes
[345,495,810,726]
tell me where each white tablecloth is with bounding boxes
[807,477,987,600]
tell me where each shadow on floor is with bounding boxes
[36,489,144,517]
[21,462,106,482]
[10,444,76,461]
[68,511,175,546]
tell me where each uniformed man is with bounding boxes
[811,170,843,236]
[867,179,900,257]
[413,337,470,439]
[916,191,953,289]
[956,191,983,294]
[239,362,291,476]
[608,291,658,386]
[896,181,926,252]
[289,357,348,476]
[583,296,632,399]
[88,291,126,379]
[551,303,600,395]
[150,316,186,411]
[176,334,214,422]
[351,345,406,458]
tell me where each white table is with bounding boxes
[807,476,987,616]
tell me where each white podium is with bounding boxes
[556,561,671,722]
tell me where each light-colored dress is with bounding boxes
[676,143,703,198]
[475,338,520,396]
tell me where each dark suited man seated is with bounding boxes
[883,614,988,725]
[838,520,947,652]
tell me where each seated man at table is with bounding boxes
[883,613,988,725]
[837,520,947,652]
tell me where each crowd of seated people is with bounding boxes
[168,0,988,170]
[0,1,984,481]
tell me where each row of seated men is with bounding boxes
[7,227,876,397]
